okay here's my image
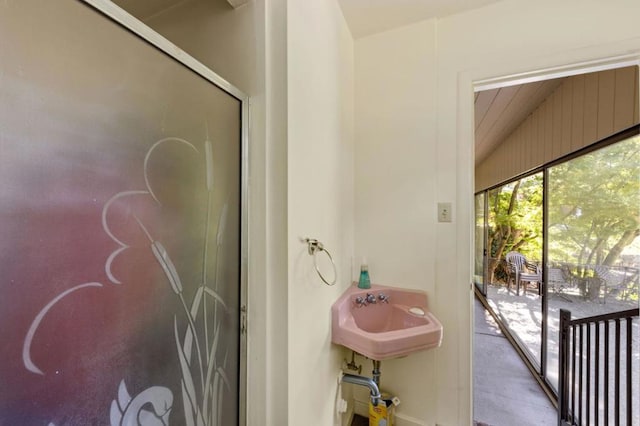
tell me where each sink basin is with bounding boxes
[331,283,442,360]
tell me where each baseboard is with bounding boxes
[394,413,428,426]
[353,398,368,418]
[342,405,354,426]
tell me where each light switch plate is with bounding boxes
[438,202,452,222]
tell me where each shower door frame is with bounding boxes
[81,1,250,423]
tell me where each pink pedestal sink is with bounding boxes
[331,283,443,360]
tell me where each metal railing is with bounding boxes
[558,308,639,425]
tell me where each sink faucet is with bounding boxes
[378,293,390,303]
[354,296,367,307]
[366,293,377,304]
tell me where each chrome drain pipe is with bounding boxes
[341,373,381,406]
[372,360,381,387]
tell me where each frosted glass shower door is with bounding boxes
[0,1,246,425]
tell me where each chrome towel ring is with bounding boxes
[304,238,337,286]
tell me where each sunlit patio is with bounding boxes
[474,297,556,426]
[483,282,640,425]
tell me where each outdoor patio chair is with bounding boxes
[547,264,574,301]
[594,265,640,303]
[505,251,542,296]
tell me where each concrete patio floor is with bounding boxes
[473,297,557,426]
[481,284,640,425]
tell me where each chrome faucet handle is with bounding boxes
[366,293,377,304]
[354,296,367,307]
[378,293,390,303]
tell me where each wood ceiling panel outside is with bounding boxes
[474,79,563,165]
[475,66,639,191]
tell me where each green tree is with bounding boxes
[481,135,639,286]
[548,136,640,268]
[487,174,543,283]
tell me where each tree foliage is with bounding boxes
[483,134,640,284]
[548,136,640,267]
[487,174,542,282]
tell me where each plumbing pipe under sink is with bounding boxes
[341,373,381,406]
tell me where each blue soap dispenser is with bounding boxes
[358,259,371,289]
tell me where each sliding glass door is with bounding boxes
[475,193,487,294]
[483,174,543,365]
[545,132,640,390]
[475,125,640,396]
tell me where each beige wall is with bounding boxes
[286,0,355,424]
[476,67,639,190]
[439,2,640,423]
[145,0,259,93]
[264,0,289,423]
[354,20,439,426]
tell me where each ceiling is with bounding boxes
[338,0,500,38]
[112,0,190,21]
[113,0,550,165]
[113,0,502,36]
[474,78,564,165]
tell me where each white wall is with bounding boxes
[286,0,355,424]
[355,1,640,425]
[354,19,439,426]
[436,4,640,424]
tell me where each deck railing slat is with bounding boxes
[595,321,600,426]
[587,322,591,425]
[605,321,610,426]
[557,308,638,426]
[614,318,620,426]
[625,317,632,425]
[579,323,584,423]
[572,322,576,423]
